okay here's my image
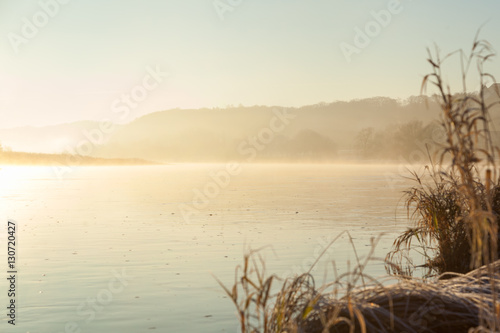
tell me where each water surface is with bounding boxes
[0,164,413,332]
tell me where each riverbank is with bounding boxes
[0,151,159,166]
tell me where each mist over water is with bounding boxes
[0,164,412,332]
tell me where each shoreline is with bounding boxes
[0,151,160,166]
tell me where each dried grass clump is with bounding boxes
[387,34,500,277]
[297,263,500,333]
[219,246,500,333]
[387,168,500,276]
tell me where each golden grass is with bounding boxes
[388,34,500,277]
[219,34,500,333]
[218,242,500,333]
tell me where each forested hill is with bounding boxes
[92,96,442,162]
[2,91,499,163]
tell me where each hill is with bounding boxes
[91,97,442,162]
[3,92,499,163]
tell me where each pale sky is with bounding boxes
[1,0,499,128]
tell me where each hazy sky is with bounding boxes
[1,0,499,128]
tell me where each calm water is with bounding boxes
[0,164,414,332]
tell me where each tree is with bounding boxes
[354,127,375,158]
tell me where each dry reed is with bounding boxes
[219,35,500,333]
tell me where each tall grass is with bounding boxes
[214,247,277,333]
[219,36,500,332]
[387,35,500,277]
[218,238,500,332]
[216,233,389,333]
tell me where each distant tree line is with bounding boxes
[353,120,445,161]
[254,129,338,162]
